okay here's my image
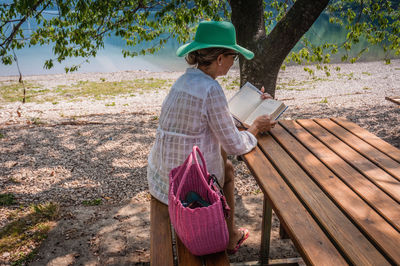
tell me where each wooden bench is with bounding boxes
[150,196,230,266]
[243,118,400,265]
[385,96,400,105]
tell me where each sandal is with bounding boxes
[227,228,249,255]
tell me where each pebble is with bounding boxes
[0,60,399,220]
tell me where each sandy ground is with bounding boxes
[0,60,399,265]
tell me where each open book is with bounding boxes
[228,82,288,128]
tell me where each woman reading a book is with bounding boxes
[147,21,276,254]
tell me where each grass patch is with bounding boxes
[82,198,102,206]
[30,117,43,125]
[277,77,326,91]
[320,97,328,104]
[218,76,241,90]
[0,202,59,265]
[64,78,171,100]
[219,77,229,84]
[0,78,173,104]
[252,188,262,195]
[230,79,240,87]
[105,102,116,107]
[8,177,20,184]
[337,72,356,80]
[362,72,371,76]
[276,84,307,91]
[0,82,44,103]
[0,193,16,206]
[223,78,240,90]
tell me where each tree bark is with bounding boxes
[230,0,330,97]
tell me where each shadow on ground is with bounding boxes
[0,103,398,265]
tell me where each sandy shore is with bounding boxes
[0,60,399,265]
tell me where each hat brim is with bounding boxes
[176,41,254,60]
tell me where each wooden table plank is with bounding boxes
[243,144,348,266]
[279,120,400,231]
[273,121,400,264]
[315,118,400,181]
[258,131,390,266]
[331,117,400,163]
[296,119,400,203]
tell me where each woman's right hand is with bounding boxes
[247,115,277,136]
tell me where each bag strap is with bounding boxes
[191,146,207,177]
[209,174,231,219]
[175,153,193,201]
[175,146,209,200]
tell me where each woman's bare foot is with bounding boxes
[227,227,249,254]
[228,227,242,250]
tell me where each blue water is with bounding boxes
[0,11,392,77]
[0,36,188,76]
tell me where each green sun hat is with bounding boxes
[176,21,254,60]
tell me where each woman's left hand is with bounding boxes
[260,86,273,100]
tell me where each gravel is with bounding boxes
[1,59,399,226]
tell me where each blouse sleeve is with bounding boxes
[205,83,257,155]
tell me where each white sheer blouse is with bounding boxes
[147,68,257,204]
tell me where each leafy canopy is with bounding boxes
[0,0,229,72]
[286,0,400,75]
[1,0,399,73]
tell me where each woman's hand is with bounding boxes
[247,114,277,136]
[260,86,273,100]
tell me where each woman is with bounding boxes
[147,20,276,254]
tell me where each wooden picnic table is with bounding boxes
[242,118,400,266]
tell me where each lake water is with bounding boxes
[0,34,189,76]
[0,12,391,77]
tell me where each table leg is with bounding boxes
[260,196,273,266]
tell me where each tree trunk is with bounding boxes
[230,0,330,97]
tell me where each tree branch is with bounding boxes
[0,0,48,49]
[93,1,160,40]
[355,0,364,24]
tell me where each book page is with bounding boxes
[244,99,285,125]
[270,105,288,120]
[228,83,262,123]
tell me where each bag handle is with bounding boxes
[175,146,209,201]
[192,146,207,176]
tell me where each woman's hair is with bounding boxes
[185,47,231,67]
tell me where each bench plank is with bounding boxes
[315,118,400,181]
[175,233,230,266]
[295,119,400,203]
[331,117,400,163]
[150,196,174,266]
[274,121,400,264]
[258,132,390,265]
[243,144,348,266]
[176,235,203,266]
[151,197,230,266]
[385,96,400,105]
[204,251,230,266]
[280,120,400,231]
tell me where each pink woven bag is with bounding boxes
[168,146,229,256]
